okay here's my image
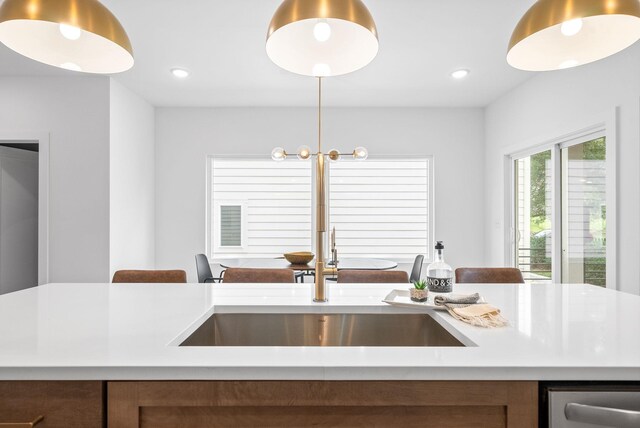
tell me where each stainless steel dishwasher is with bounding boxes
[547,385,640,427]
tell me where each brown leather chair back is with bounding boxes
[222,268,295,283]
[337,270,409,284]
[112,270,187,283]
[455,267,524,284]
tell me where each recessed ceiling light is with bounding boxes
[451,69,470,79]
[171,68,190,79]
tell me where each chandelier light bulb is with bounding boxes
[313,21,331,42]
[297,145,311,160]
[271,147,287,161]
[328,149,341,162]
[560,18,583,36]
[353,147,368,161]
[59,23,81,40]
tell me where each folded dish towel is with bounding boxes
[433,293,508,328]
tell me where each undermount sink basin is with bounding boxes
[180,313,464,347]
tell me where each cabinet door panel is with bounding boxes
[0,381,104,428]
[108,381,537,428]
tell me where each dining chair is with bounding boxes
[336,270,409,283]
[409,254,424,283]
[195,254,223,283]
[222,268,295,283]
[454,267,524,284]
[274,257,306,283]
[112,270,187,283]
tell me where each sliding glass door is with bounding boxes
[561,138,606,286]
[513,136,607,286]
[514,150,553,283]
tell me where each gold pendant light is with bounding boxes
[508,0,640,71]
[0,0,133,74]
[266,0,378,77]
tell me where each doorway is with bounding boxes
[0,136,48,294]
[511,134,611,287]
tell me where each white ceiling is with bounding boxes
[0,0,537,107]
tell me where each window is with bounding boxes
[512,135,609,286]
[209,158,312,258]
[328,157,432,261]
[209,156,433,262]
[219,204,243,247]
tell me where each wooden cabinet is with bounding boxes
[108,381,538,428]
[0,381,104,428]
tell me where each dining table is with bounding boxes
[217,258,398,272]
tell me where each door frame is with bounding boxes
[0,131,50,285]
[502,109,617,288]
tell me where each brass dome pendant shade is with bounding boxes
[266,0,378,77]
[0,0,133,74]
[508,0,640,71]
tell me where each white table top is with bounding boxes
[217,258,398,270]
[0,282,638,381]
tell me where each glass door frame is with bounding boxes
[509,145,561,283]
[506,125,617,289]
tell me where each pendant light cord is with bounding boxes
[318,77,322,153]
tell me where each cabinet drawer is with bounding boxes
[0,381,104,428]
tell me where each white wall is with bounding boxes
[155,107,485,281]
[0,77,111,283]
[485,43,640,295]
[109,79,156,276]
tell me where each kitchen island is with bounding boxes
[0,282,639,427]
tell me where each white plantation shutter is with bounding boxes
[328,158,431,261]
[210,158,312,258]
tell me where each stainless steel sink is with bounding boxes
[180,313,464,347]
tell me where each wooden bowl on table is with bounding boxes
[284,252,314,265]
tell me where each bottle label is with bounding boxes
[427,277,452,293]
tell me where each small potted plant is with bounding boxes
[410,280,428,302]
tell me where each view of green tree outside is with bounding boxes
[528,150,551,279]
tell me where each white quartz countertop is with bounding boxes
[0,282,638,381]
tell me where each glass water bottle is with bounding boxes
[426,241,453,293]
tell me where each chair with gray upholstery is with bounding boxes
[195,254,222,283]
[409,254,424,283]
